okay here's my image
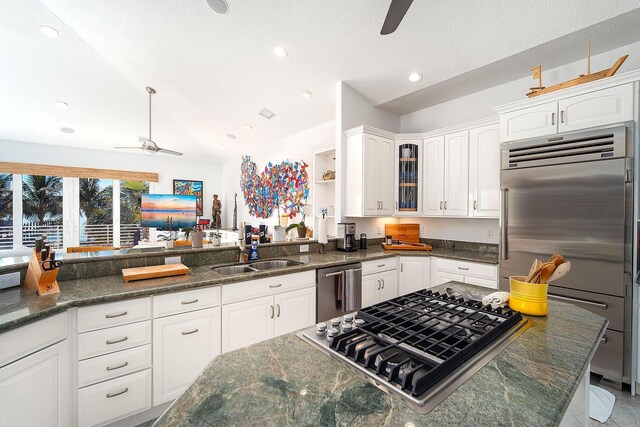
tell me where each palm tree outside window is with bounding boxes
[79,178,113,246]
[22,175,63,249]
[0,174,13,250]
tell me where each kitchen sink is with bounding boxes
[211,265,258,275]
[248,259,304,270]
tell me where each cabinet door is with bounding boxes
[558,84,633,132]
[423,136,445,216]
[222,296,274,353]
[500,101,558,142]
[378,137,395,215]
[274,287,316,337]
[362,275,381,307]
[0,341,69,427]
[399,258,430,295]
[443,130,469,217]
[378,270,398,302]
[363,134,380,215]
[434,271,464,286]
[469,124,500,217]
[153,307,221,405]
[395,140,422,216]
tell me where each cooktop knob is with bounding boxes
[327,327,340,339]
[330,318,341,327]
[355,319,365,327]
[342,323,353,332]
[316,322,327,335]
[343,314,354,323]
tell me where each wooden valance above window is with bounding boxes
[0,162,159,183]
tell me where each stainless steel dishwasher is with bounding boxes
[316,263,362,322]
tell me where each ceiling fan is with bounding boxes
[380,0,414,35]
[114,86,183,156]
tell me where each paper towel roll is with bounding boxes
[317,218,328,244]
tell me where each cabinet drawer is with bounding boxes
[78,321,151,360]
[221,271,315,304]
[547,286,624,332]
[77,298,151,333]
[78,369,151,427]
[153,286,221,318]
[78,344,151,388]
[464,276,497,289]
[362,259,397,276]
[591,329,623,381]
[434,258,497,280]
[0,312,67,368]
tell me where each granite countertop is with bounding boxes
[155,282,607,427]
[0,246,497,334]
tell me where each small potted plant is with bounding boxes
[286,215,307,239]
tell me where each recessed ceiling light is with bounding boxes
[40,25,59,38]
[259,108,276,119]
[60,127,74,134]
[302,90,313,98]
[205,0,229,14]
[408,72,423,82]
[55,101,69,109]
[226,133,237,139]
[245,125,253,130]
[274,46,288,58]
[218,142,223,146]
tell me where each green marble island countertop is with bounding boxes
[155,282,607,427]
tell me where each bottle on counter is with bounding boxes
[249,240,259,261]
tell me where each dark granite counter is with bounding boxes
[154,283,607,427]
[0,245,497,334]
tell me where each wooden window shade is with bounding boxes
[0,162,159,182]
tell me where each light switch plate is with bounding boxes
[0,272,20,290]
[299,244,309,253]
[165,256,181,265]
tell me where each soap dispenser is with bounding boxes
[249,240,259,261]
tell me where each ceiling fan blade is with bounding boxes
[380,0,413,35]
[157,147,184,156]
[114,146,143,150]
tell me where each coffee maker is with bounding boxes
[337,222,357,252]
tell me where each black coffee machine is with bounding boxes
[337,222,357,252]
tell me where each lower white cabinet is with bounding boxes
[432,257,498,289]
[398,257,430,295]
[362,265,398,306]
[0,340,69,427]
[222,286,315,353]
[153,307,221,405]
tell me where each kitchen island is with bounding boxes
[154,282,606,427]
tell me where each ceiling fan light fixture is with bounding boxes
[408,72,423,82]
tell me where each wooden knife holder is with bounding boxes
[24,249,60,296]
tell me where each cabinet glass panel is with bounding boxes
[398,143,419,212]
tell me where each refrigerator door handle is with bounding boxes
[501,188,509,260]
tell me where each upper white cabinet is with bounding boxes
[345,127,395,216]
[394,139,422,215]
[469,123,500,218]
[500,84,634,141]
[423,131,469,217]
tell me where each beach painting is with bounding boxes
[141,194,197,229]
[173,179,203,216]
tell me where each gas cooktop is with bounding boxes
[297,288,530,414]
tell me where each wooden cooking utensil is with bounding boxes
[537,262,556,284]
[548,261,571,282]
[526,259,542,283]
[548,253,565,268]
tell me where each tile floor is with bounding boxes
[589,377,640,427]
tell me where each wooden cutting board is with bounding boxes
[122,263,190,283]
[384,223,420,243]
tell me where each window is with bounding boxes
[0,174,12,249]
[120,180,149,248]
[79,178,114,246]
[22,174,64,249]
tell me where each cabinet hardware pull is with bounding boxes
[377,280,381,290]
[105,311,127,319]
[401,263,403,272]
[381,279,385,289]
[106,362,129,371]
[377,264,385,268]
[560,110,564,123]
[600,336,608,344]
[551,112,555,126]
[182,329,199,335]
[381,201,384,209]
[440,201,443,210]
[501,188,509,260]
[276,304,281,317]
[181,299,198,305]
[269,284,282,288]
[473,201,477,210]
[106,388,129,398]
[547,293,608,309]
[106,337,128,345]
[444,201,448,210]
[270,305,274,318]
[457,267,469,271]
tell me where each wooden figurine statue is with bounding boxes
[212,194,222,229]
[232,193,238,231]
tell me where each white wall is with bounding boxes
[221,120,335,232]
[1,139,223,220]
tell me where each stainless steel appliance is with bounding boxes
[316,263,362,322]
[298,289,529,414]
[499,124,634,385]
[337,222,357,252]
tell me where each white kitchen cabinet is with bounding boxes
[394,139,422,215]
[433,270,464,286]
[361,261,398,306]
[362,274,380,307]
[344,127,395,216]
[469,123,500,218]
[500,101,558,142]
[398,257,430,295]
[274,287,316,337]
[423,136,445,216]
[153,307,221,405]
[0,340,69,427]
[378,269,398,302]
[558,84,633,132]
[432,257,498,289]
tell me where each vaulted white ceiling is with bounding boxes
[1,0,640,160]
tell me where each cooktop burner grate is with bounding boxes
[329,289,523,396]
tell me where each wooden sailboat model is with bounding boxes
[527,43,628,98]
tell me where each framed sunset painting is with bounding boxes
[173,179,203,216]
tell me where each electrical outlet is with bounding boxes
[300,244,309,253]
[420,226,424,237]
[165,256,181,265]
[0,272,20,290]
[487,228,494,240]
[378,226,382,235]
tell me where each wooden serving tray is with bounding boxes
[122,263,190,283]
[382,243,432,251]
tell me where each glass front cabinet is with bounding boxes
[394,139,422,216]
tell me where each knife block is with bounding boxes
[24,249,60,296]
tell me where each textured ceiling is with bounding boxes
[1,0,640,160]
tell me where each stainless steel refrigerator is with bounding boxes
[499,124,634,385]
